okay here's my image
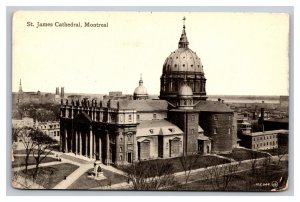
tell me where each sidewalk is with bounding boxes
[53,164,93,189]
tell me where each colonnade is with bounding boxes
[61,125,111,165]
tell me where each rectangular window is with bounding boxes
[214,128,217,134]
[228,116,231,120]
[191,129,194,134]
[128,114,132,122]
[214,115,218,120]
[228,128,231,134]
[137,114,140,120]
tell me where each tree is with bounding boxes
[248,150,259,175]
[13,127,36,173]
[179,153,200,186]
[29,128,58,180]
[121,160,177,190]
[203,161,240,191]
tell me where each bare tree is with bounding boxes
[29,129,58,180]
[248,150,259,175]
[275,146,288,166]
[203,160,240,191]
[179,153,200,186]
[13,127,36,173]
[121,160,177,190]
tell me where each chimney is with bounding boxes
[56,87,59,95]
[61,87,64,98]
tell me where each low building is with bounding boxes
[12,117,34,128]
[239,129,288,150]
[34,121,60,142]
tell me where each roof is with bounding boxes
[198,125,204,133]
[194,100,233,113]
[243,129,289,137]
[197,134,210,140]
[264,118,289,123]
[108,99,168,112]
[136,119,183,137]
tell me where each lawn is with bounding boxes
[12,156,57,168]
[15,163,79,189]
[68,168,128,189]
[264,146,288,156]
[218,148,270,162]
[118,155,230,176]
[171,162,288,191]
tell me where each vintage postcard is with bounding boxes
[11,11,289,191]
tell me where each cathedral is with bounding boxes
[60,18,237,165]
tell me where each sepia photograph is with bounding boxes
[11,11,289,191]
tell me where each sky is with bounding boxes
[12,11,289,96]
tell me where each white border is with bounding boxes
[1,0,299,201]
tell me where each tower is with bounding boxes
[61,87,65,98]
[56,87,59,95]
[17,79,23,105]
[160,17,207,103]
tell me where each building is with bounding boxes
[60,18,235,165]
[239,129,288,150]
[12,117,34,128]
[34,121,60,142]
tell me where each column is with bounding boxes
[79,131,82,155]
[98,135,102,161]
[60,124,63,152]
[89,126,93,158]
[70,130,73,153]
[93,132,96,159]
[115,133,119,165]
[71,107,74,119]
[64,128,68,153]
[85,131,88,157]
[105,131,110,165]
[75,130,78,154]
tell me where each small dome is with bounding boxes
[134,85,148,96]
[133,76,148,100]
[178,84,193,97]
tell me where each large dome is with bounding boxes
[163,48,203,73]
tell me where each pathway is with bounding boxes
[53,163,93,189]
